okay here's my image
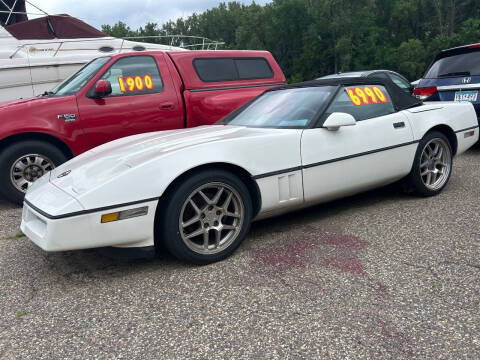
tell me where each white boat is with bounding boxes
[0,1,223,103]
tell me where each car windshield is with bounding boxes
[425,51,480,78]
[50,57,111,96]
[222,86,335,128]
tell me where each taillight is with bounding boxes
[413,86,437,100]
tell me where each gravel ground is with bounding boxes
[0,146,479,359]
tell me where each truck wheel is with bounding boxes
[158,169,253,264]
[0,140,68,205]
[405,131,453,197]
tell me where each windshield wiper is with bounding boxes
[438,71,471,78]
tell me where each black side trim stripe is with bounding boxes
[24,197,159,220]
[304,140,420,169]
[252,166,303,180]
[454,125,479,133]
[189,82,286,93]
[253,140,420,180]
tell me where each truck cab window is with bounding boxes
[99,56,163,97]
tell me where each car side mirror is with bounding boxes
[323,112,357,131]
[93,80,112,98]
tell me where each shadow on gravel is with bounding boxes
[36,248,187,285]
[0,197,21,209]
[250,182,405,238]
[468,140,480,151]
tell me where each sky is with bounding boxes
[25,0,271,30]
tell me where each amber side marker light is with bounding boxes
[101,207,149,224]
[464,130,475,138]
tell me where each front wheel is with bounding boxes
[405,131,453,196]
[0,141,68,204]
[158,170,253,264]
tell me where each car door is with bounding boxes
[301,84,416,204]
[76,54,183,148]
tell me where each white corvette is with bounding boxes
[21,78,479,263]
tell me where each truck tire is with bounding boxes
[0,140,68,205]
[157,169,253,264]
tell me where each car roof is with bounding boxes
[319,70,396,79]
[441,43,480,53]
[433,43,480,61]
[271,77,422,111]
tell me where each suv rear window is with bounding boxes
[193,58,274,82]
[425,50,480,78]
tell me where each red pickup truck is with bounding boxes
[0,50,286,203]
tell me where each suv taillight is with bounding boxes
[413,86,437,100]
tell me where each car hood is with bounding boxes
[49,125,279,195]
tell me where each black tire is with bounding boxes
[0,140,68,205]
[405,131,453,197]
[157,169,253,264]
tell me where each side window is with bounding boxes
[235,58,273,80]
[369,72,390,81]
[389,73,411,93]
[325,85,395,121]
[99,56,163,97]
[193,57,273,82]
[193,58,237,82]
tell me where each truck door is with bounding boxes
[76,54,183,148]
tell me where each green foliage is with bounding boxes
[102,0,480,82]
[7,231,24,240]
[395,39,428,80]
[16,310,27,318]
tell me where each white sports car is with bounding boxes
[21,78,479,264]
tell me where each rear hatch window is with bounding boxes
[418,48,480,110]
[425,50,480,78]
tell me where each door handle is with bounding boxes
[160,103,175,110]
[393,122,405,129]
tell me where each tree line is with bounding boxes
[102,0,480,82]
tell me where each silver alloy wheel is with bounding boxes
[179,182,245,255]
[10,154,55,193]
[419,138,451,191]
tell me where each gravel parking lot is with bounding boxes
[1,145,479,359]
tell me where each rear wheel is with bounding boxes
[158,170,252,264]
[405,131,452,196]
[0,141,68,204]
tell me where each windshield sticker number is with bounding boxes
[118,75,154,93]
[347,86,389,106]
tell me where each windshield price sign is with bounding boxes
[118,75,154,93]
[346,86,389,106]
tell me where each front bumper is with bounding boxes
[21,199,159,252]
